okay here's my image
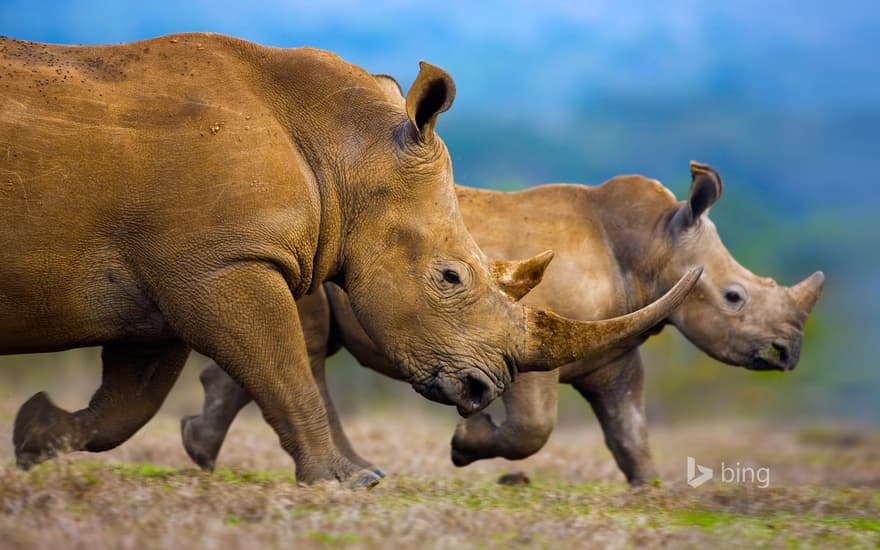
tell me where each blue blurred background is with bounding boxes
[1,0,877,423]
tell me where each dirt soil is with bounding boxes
[0,404,877,549]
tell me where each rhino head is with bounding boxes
[332,65,700,415]
[659,162,824,371]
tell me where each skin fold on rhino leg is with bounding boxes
[13,341,190,469]
[572,350,659,486]
[166,264,378,487]
[450,371,560,466]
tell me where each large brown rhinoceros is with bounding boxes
[181,161,823,484]
[0,34,700,485]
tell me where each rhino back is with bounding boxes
[0,34,325,353]
[457,185,625,321]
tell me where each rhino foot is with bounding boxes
[347,468,382,490]
[294,456,378,488]
[13,392,80,470]
[180,414,220,472]
[450,412,497,467]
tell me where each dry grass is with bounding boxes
[0,397,878,550]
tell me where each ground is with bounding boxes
[0,394,877,549]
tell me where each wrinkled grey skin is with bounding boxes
[181,162,824,484]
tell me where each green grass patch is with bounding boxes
[821,517,880,532]
[308,531,363,546]
[111,463,178,479]
[212,468,297,485]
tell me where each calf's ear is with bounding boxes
[492,250,555,301]
[405,61,456,139]
[673,161,723,229]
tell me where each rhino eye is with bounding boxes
[442,269,461,285]
[724,290,742,303]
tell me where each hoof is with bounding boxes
[450,447,474,468]
[498,471,531,486]
[180,415,216,472]
[450,411,496,468]
[371,467,386,479]
[347,468,382,490]
[628,476,662,490]
[13,392,75,470]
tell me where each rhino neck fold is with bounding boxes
[593,189,680,323]
[237,44,410,294]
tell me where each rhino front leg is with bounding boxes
[182,359,379,474]
[14,341,190,469]
[165,264,378,487]
[182,287,380,475]
[451,370,559,466]
[310,357,379,473]
[572,350,658,486]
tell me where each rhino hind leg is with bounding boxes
[13,341,189,469]
[181,363,253,471]
[13,392,81,469]
[573,351,659,486]
[451,371,559,466]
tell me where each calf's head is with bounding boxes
[338,65,701,415]
[662,162,824,371]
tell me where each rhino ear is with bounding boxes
[405,61,456,139]
[673,161,723,229]
[373,74,404,104]
[492,250,555,301]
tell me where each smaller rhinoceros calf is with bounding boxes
[181,161,823,485]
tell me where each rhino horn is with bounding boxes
[492,250,555,301]
[788,271,825,314]
[516,267,703,371]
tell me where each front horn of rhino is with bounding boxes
[516,266,703,371]
[788,271,825,314]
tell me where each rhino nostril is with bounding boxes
[463,374,491,411]
[770,341,789,363]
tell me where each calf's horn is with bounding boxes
[788,271,825,314]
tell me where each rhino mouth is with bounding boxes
[748,357,787,372]
[747,341,794,371]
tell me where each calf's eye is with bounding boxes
[724,290,743,303]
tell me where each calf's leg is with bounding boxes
[572,351,658,486]
[450,370,559,466]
